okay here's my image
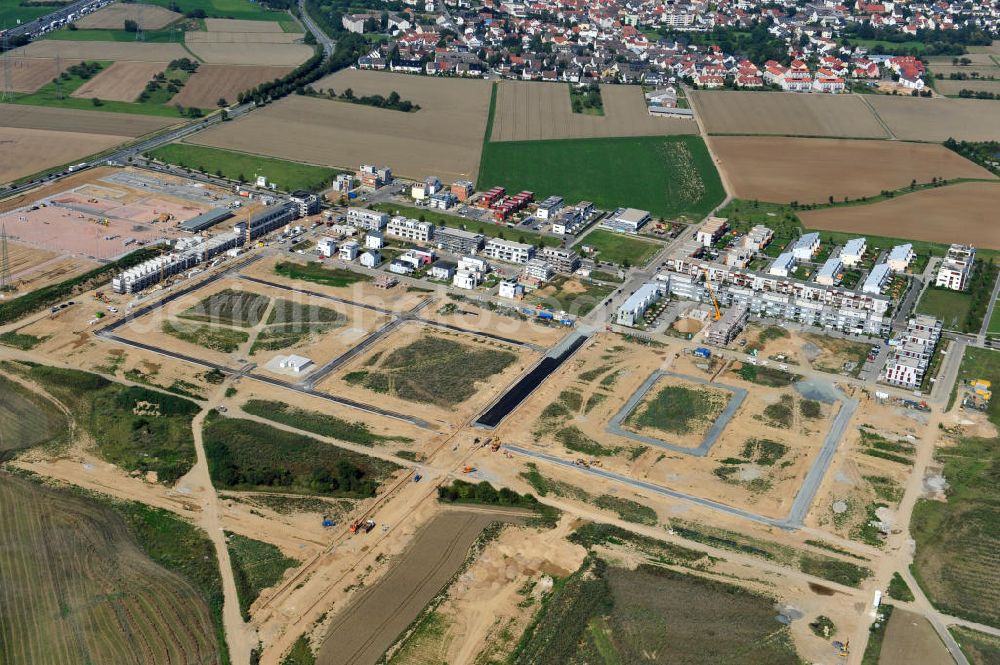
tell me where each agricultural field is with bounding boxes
[0,100,176,135]
[479,135,725,220]
[710,136,995,204]
[180,288,271,326]
[690,90,888,138]
[70,61,168,102]
[169,64,293,107]
[17,39,189,61]
[0,126,128,184]
[8,363,201,484]
[142,0,300,28]
[202,413,399,497]
[149,143,340,191]
[184,42,313,66]
[250,298,346,354]
[0,474,225,665]
[878,609,955,665]
[163,320,249,352]
[911,346,1000,627]
[74,2,181,29]
[187,28,303,43]
[490,80,696,141]
[578,228,663,265]
[934,79,1000,96]
[951,626,1000,665]
[867,96,1000,142]
[0,373,67,455]
[1,56,72,93]
[798,181,1000,249]
[188,70,492,182]
[511,556,801,665]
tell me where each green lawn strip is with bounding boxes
[148,143,341,191]
[482,81,497,144]
[860,604,894,665]
[988,302,1000,338]
[917,261,998,333]
[8,363,199,483]
[369,202,562,248]
[273,261,370,287]
[12,60,195,117]
[887,572,915,601]
[280,635,315,665]
[0,0,56,25]
[950,626,1000,665]
[0,331,46,350]
[436,478,557,526]
[162,320,248,352]
[577,228,662,266]
[626,385,725,435]
[477,135,725,220]
[225,532,298,620]
[241,399,412,446]
[43,27,185,42]
[529,274,616,317]
[911,345,1000,627]
[143,0,296,25]
[203,413,399,497]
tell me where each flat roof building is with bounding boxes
[602,207,651,234]
[616,281,665,326]
[435,226,484,254]
[178,208,232,233]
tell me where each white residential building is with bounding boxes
[840,237,866,267]
[935,244,975,290]
[696,217,728,247]
[862,263,891,295]
[536,195,564,219]
[816,257,842,286]
[742,225,774,252]
[522,258,553,282]
[458,255,489,276]
[316,237,337,257]
[883,315,942,389]
[359,249,381,268]
[791,232,820,260]
[365,231,384,250]
[768,252,795,277]
[498,279,524,299]
[616,282,665,326]
[347,208,388,231]
[886,244,914,272]
[386,216,434,243]
[453,270,479,289]
[339,240,359,261]
[484,238,534,264]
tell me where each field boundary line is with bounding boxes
[856,94,897,140]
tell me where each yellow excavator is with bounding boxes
[703,268,721,321]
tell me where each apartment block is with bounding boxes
[346,208,388,231]
[434,226,484,254]
[386,216,434,243]
[539,246,581,273]
[935,244,975,291]
[705,303,749,346]
[484,238,534,264]
[883,315,942,389]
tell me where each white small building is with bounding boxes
[792,232,820,260]
[453,270,479,289]
[365,230,384,250]
[278,354,313,373]
[458,255,489,276]
[696,217,728,247]
[935,244,975,291]
[602,207,651,234]
[387,216,434,243]
[840,237,866,267]
[523,258,553,281]
[862,263,891,294]
[340,240,359,261]
[536,195,564,220]
[816,257,842,286]
[347,208,388,231]
[316,237,337,257]
[359,249,381,268]
[498,279,524,299]
[886,243,914,273]
[768,252,795,277]
[616,282,665,326]
[412,176,442,200]
[429,261,456,280]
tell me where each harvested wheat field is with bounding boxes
[184,42,313,66]
[490,81,696,141]
[2,57,69,93]
[800,181,1000,249]
[711,137,995,204]
[186,31,303,43]
[74,2,181,29]
[0,127,128,183]
[691,90,888,138]
[170,64,292,108]
[17,40,189,62]
[204,18,286,32]
[190,71,492,182]
[71,61,167,102]
[867,96,1000,142]
[0,103,177,136]
[934,79,1000,96]
[4,240,98,290]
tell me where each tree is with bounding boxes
[123,19,138,32]
[67,22,77,31]
[91,97,102,106]
[343,87,354,99]
[217,97,228,107]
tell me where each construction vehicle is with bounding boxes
[349,518,376,534]
[702,268,721,321]
[462,466,477,474]
[490,437,502,452]
[575,458,590,468]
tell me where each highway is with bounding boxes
[3,0,101,38]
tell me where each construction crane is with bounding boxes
[702,268,721,321]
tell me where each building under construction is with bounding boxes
[111,230,242,293]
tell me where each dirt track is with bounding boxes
[799,181,1000,249]
[710,136,996,204]
[315,509,507,665]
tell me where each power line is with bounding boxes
[0,224,12,292]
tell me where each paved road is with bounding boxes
[4,0,99,37]
[976,268,1000,344]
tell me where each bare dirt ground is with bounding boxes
[2,57,70,92]
[0,127,128,184]
[799,181,1000,249]
[184,43,314,66]
[186,31,304,43]
[15,40,189,62]
[879,609,955,665]
[4,240,98,292]
[490,81,696,141]
[203,18,286,32]
[867,95,1000,142]
[71,61,168,102]
[0,102,178,136]
[170,64,294,108]
[690,90,889,138]
[189,71,492,182]
[315,321,540,430]
[74,2,181,29]
[0,166,115,211]
[421,297,568,348]
[710,136,995,204]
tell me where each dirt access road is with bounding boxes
[316,508,525,665]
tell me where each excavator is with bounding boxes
[702,268,722,321]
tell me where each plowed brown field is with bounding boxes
[711,136,995,204]
[189,70,492,182]
[70,61,167,102]
[2,57,69,93]
[74,2,181,29]
[490,80,696,141]
[184,42,313,65]
[0,127,128,183]
[867,96,1000,141]
[170,64,292,107]
[799,181,1000,249]
[691,90,888,138]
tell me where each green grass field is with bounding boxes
[627,385,727,436]
[478,135,725,220]
[273,261,370,288]
[0,373,67,455]
[180,288,271,327]
[529,274,616,316]
[911,346,1000,627]
[917,288,975,331]
[951,626,1000,665]
[226,532,298,620]
[370,203,563,248]
[242,399,411,446]
[988,302,1000,339]
[144,0,299,28]
[0,0,57,26]
[578,228,662,266]
[163,320,249,352]
[149,144,340,191]
[43,27,185,42]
